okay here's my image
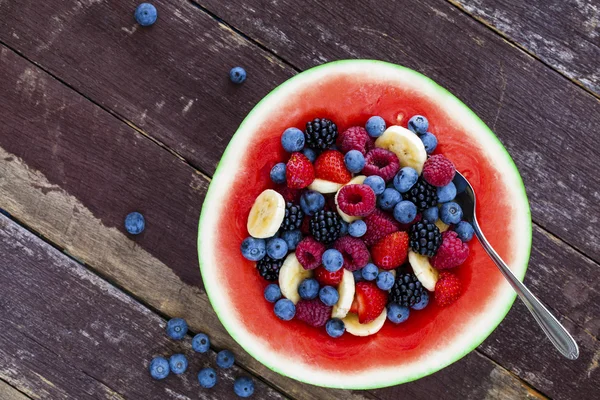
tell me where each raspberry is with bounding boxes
[295,298,332,327]
[314,150,352,184]
[431,231,470,269]
[370,232,409,270]
[314,266,344,286]
[336,184,376,217]
[362,209,401,246]
[339,126,371,155]
[422,154,455,187]
[362,148,400,182]
[295,237,325,270]
[333,236,369,271]
[434,271,462,307]
[286,152,315,189]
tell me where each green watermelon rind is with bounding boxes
[198,60,532,389]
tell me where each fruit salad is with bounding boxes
[240,115,475,338]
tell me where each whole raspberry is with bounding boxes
[362,209,401,246]
[336,184,376,217]
[422,154,455,187]
[295,237,326,270]
[314,265,344,286]
[286,152,315,189]
[434,271,462,307]
[339,126,371,155]
[370,232,409,270]
[431,231,470,269]
[295,299,332,327]
[333,236,370,271]
[362,148,400,182]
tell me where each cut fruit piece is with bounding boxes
[335,175,366,223]
[246,189,286,238]
[342,310,387,337]
[308,178,344,194]
[408,250,439,291]
[435,219,450,232]
[331,269,355,319]
[375,125,427,174]
[278,253,313,304]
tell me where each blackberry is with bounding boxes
[389,272,424,307]
[305,118,338,150]
[309,210,342,244]
[402,178,438,212]
[256,256,283,281]
[409,219,442,256]
[280,202,304,231]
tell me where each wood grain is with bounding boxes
[450,0,600,95]
[0,381,31,400]
[0,215,285,400]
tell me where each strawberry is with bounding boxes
[434,271,462,307]
[286,152,315,189]
[370,232,409,270]
[314,266,344,286]
[352,281,389,323]
[314,150,352,184]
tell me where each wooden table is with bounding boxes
[0,1,598,399]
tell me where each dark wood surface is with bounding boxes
[0,0,598,399]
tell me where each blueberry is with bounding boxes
[198,367,217,388]
[319,286,339,306]
[266,238,288,260]
[440,202,463,225]
[229,67,246,84]
[352,269,363,282]
[166,318,188,340]
[300,190,325,216]
[192,333,210,353]
[125,212,145,235]
[422,207,439,222]
[364,175,386,195]
[344,150,365,173]
[420,132,438,154]
[298,278,319,299]
[234,376,255,398]
[149,356,169,380]
[340,221,349,236]
[270,163,286,184]
[378,188,401,210]
[407,115,429,134]
[348,220,367,238]
[361,263,379,281]
[169,354,188,374]
[134,3,157,26]
[302,148,317,163]
[437,182,457,203]
[393,200,417,224]
[393,167,419,193]
[365,116,386,138]
[280,230,302,251]
[241,237,266,261]
[274,299,295,321]
[455,221,474,242]
[281,127,305,152]
[387,303,410,324]
[376,271,395,291]
[264,284,282,303]
[322,249,343,272]
[216,349,235,369]
[453,175,468,194]
[325,318,345,338]
[411,291,429,310]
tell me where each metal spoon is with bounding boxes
[452,171,579,360]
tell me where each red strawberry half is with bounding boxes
[314,265,344,286]
[351,282,389,323]
[286,152,315,189]
[370,231,409,270]
[314,150,352,184]
[434,271,462,307]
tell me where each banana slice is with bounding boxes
[342,309,387,337]
[334,175,366,223]
[331,269,355,319]
[435,219,450,232]
[408,251,439,291]
[308,178,344,194]
[375,125,427,174]
[246,189,286,238]
[278,253,313,304]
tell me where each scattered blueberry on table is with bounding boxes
[169,354,188,374]
[124,211,145,235]
[229,67,247,84]
[192,333,211,353]
[198,367,217,388]
[234,376,255,398]
[134,3,158,26]
[216,349,235,369]
[149,356,170,380]
[166,318,188,340]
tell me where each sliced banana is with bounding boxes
[435,219,450,232]
[308,178,344,194]
[246,189,286,238]
[408,251,439,291]
[334,175,366,223]
[278,252,313,304]
[331,269,355,319]
[342,309,387,337]
[375,125,427,174]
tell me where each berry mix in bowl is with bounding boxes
[198,60,531,389]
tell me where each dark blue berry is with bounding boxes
[198,367,217,388]
[264,284,282,303]
[216,349,235,369]
[365,116,386,138]
[407,115,429,134]
[166,318,188,340]
[274,299,295,320]
[149,356,169,380]
[281,128,305,152]
[241,237,266,261]
[135,3,157,26]
[169,354,188,374]
[125,212,145,235]
[270,163,286,184]
[234,376,255,398]
[298,278,319,300]
[192,333,210,353]
[229,67,246,84]
[325,318,345,338]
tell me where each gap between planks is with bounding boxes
[0,378,33,400]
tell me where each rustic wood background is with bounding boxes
[0,1,598,399]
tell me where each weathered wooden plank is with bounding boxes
[0,215,285,400]
[0,46,547,398]
[0,380,31,400]
[450,0,600,95]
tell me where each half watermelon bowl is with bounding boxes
[198,60,532,389]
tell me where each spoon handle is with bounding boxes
[472,220,579,360]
